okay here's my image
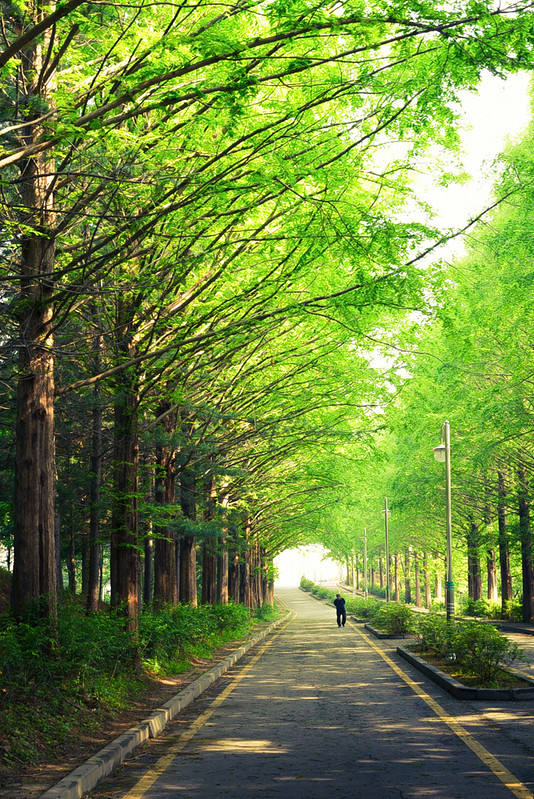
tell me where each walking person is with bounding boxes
[334,593,346,627]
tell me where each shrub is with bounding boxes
[416,612,454,658]
[374,602,414,634]
[454,621,524,683]
[344,597,380,620]
[415,614,524,683]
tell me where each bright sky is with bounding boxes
[418,71,532,248]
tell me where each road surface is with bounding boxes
[89,588,534,799]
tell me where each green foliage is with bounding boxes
[374,602,415,635]
[462,598,500,619]
[416,614,525,684]
[344,596,381,619]
[139,602,252,673]
[0,598,258,767]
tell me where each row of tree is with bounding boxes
[2,0,534,626]
[321,86,534,622]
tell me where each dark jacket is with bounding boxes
[333,597,346,612]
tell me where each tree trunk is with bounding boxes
[144,535,154,606]
[394,553,400,601]
[487,549,498,602]
[110,313,140,631]
[414,551,421,607]
[217,547,229,604]
[87,364,102,613]
[497,470,513,615]
[434,555,443,601]
[154,404,177,607]
[404,547,411,604]
[467,517,482,601]
[229,550,240,602]
[201,475,217,605]
[423,553,431,608]
[517,466,534,623]
[11,0,58,620]
[179,460,197,606]
[241,520,252,609]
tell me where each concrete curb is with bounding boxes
[364,623,415,640]
[39,610,292,799]
[397,645,534,701]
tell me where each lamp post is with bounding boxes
[363,528,368,600]
[433,420,454,621]
[382,498,391,602]
[352,547,356,597]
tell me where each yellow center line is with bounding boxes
[349,621,534,799]
[122,615,293,799]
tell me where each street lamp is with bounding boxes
[433,420,454,621]
[381,498,391,602]
[363,528,368,600]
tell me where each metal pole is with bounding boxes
[352,548,356,597]
[363,528,368,600]
[384,497,390,602]
[444,420,454,621]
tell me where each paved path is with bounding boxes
[90,589,534,799]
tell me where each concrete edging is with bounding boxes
[397,644,534,701]
[364,623,414,640]
[39,611,291,799]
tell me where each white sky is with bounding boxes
[418,71,532,248]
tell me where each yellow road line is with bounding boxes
[350,622,534,799]
[122,616,292,799]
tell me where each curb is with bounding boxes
[39,610,292,799]
[397,645,534,701]
[364,624,414,640]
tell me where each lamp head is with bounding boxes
[433,444,446,462]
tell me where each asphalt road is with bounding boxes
[90,588,534,799]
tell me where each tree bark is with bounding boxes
[423,553,431,608]
[518,466,534,623]
[434,555,443,601]
[414,551,421,608]
[110,307,140,631]
[486,549,498,602]
[201,475,217,604]
[179,459,197,606]
[497,470,513,615]
[229,552,241,602]
[11,0,57,620]
[87,364,102,613]
[467,517,482,601]
[153,403,177,606]
[404,547,411,604]
[394,553,400,601]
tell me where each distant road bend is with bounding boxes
[89,587,534,799]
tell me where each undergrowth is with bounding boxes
[0,596,277,769]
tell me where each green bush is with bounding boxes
[462,598,491,618]
[415,614,524,684]
[374,602,415,634]
[344,596,381,619]
[416,612,454,657]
